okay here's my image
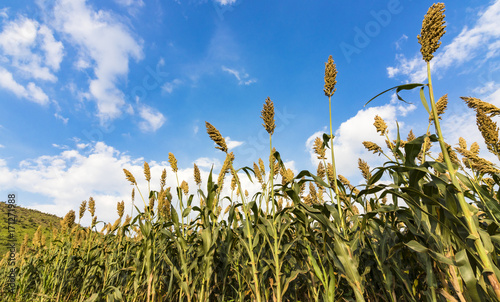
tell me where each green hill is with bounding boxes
[0,202,62,256]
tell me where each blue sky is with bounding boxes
[0,0,499,225]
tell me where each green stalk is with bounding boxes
[230,164,262,302]
[269,133,282,302]
[270,134,275,216]
[426,62,500,298]
[329,95,345,233]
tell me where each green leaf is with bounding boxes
[456,249,483,302]
[419,86,431,115]
[365,83,426,106]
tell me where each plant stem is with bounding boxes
[426,61,500,299]
[329,95,345,233]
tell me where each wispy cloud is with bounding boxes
[0,17,63,82]
[54,113,69,124]
[222,66,256,85]
[114,0,144,7]
[0,67,49,105]
[225,136,244,150]
[162,79,182,94]
[50,0,143,121]
[138,105,166,132]
[214,0,237,6]
[0,8,8,19]
[387,0,500,82]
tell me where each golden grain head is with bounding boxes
[374,115,387,135]
[313,137,326,159]
[417,3,446,62]
[193,164,201,186]
[476,109,499,155]
[168,152,178,173]
[358,159,372,181]
[258,158,266,176]
[338,174,350,186]
[324,55,338,97]
[461,96,500,117]
[143,161,151,182]
[459,137,467,150]
[317,161,325,180]
[261,97,276,135]
[326,163,335,186]
[282,168,294,184]
[470,142,480,155]
[205,122,228,153]
[253,162,263,184]
[436,94,448,117]
[309,182,317,200]
[117,200,125,218]
[79,200,87,220]
[88,197,95,217]
[62,210,76,230]
[149,195,155,210]
[123,169,137,185]
[362,141,382,155]
[407,129,416,142]
[217,152,235,190]
[123,215,132,227]
[91,216,97,228]
[181,180,189,195]
[224,205,231,215]
[159,168,166,189]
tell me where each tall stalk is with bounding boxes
[418,3,500,297]
[427,62,500,297]
[324,56,345,233]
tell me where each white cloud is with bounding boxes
[0,8,8,19]
[214,0,237,5]
[114,0,145,7]
[138,105,166,132]
[221,66,256,85]
[0,141,264,224]
[54,113,69,124]
[26,82,50,104]
[0,144,4,148]
[225,136,244,150]
[0,16,62,82]
[0,17,38,57]
[395,34,408,50]
[51,0,143,121]
[38,25,64,71]
[162,79,182,94]
[195,157,221,169]
[387,0,500,81]
[0,67,50,105]
[0,67,27,97]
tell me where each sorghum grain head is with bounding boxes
[206,122,228,153]
[324,55,337,97]
[417,3,446,62]
[261,97,276,135]
[168,152,178,173]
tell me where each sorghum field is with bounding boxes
[2,3,500,301]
